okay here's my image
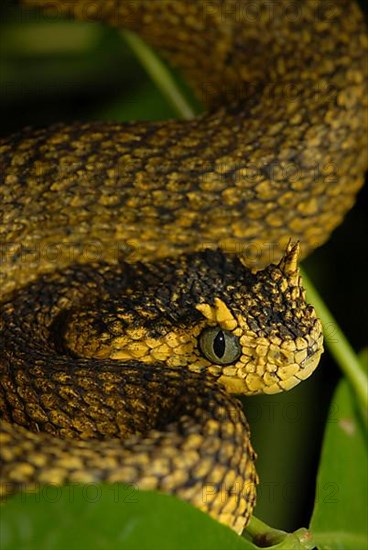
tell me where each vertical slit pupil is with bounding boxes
[213,330,225,358]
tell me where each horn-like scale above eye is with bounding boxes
[199,327,242,365]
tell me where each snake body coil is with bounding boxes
[0,0,367,535]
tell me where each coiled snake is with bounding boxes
[0,0,367,535]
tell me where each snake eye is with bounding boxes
[199,327,242,365]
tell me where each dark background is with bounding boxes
[1,0,367,532]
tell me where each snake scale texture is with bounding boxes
[0,0,367,535]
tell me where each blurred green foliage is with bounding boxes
[310,380,368,549]
[0,486,256,550]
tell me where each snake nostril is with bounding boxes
[306,342,318,357]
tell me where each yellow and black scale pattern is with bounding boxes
[0,0,367,535]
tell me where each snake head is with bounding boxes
[194,242,323,395]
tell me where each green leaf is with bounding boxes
[310,380,368,549]
[0,485,258,550]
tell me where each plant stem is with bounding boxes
[301,268,368,421]
[122,30,195,120]
[245,516,315,549]
[245,515,286,544]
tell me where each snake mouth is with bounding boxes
[217,375,250,395]
[217,335,324,396]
